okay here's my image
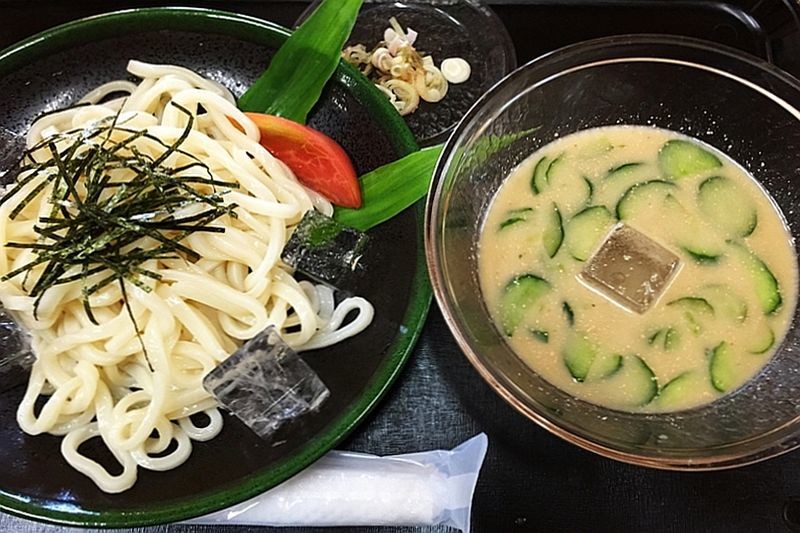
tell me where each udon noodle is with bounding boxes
[0,61,374,493]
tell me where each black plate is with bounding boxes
[0,7,431,527]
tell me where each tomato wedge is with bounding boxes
[245,112,361,208]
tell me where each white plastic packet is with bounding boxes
[185,433,488,532]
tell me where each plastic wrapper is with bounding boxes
[185,433,488,532]
[202,326,329,439]
[281,210,369,289]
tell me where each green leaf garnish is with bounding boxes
[334,145,443,231]
[238,0,364,123]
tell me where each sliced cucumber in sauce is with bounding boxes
[531,156,552,194]
[587,353,623,380]
[731,244,782,314]
[562,301,575,326]
[544,158,593,215]
[667,297,714,315]
[606,162,644,180]
[498,207,533,231]
[499,217,526,230]
[648,327,680,351]
[682,246,721,265]
[656,372,695,409]
[748,324,774,354]
[658,139,721,179]
[698,284,747,323]
[698,176,758,237]
[622,356,659,406]
[667,297,714,334]
[709,341,738,392]
[500,274,551,336]
[530,329,549,344]
[616,179,677,219]
[564,206,616,261]
[542,204,564,257]
[583,176,594,204]
[564,334,596,382]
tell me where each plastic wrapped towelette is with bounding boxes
[185,433,488,532]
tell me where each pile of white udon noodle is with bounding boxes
[0,61,374,493]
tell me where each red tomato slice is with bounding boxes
[245,112,362,208]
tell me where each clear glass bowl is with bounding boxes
[426,34,800,470]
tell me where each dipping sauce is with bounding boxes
[478,126,797,412]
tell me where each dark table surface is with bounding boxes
[3,1,800,532]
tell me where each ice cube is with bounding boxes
[281,210,368,289]
[0,308,34,392]
[0,128,25,184]
[580,224,680,314]
[203,326,329,440]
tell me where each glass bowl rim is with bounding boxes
[425,33,800,471]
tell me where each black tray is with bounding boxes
[2,1,800,532]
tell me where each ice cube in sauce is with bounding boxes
[581,224,680,314]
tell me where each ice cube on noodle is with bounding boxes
[281,210,369,290]
[203,326,329,439]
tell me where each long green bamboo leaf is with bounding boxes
[238,0,363,123]
[333,145,443,231]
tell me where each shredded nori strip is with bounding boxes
[0,103,239,370]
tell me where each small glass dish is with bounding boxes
[297,0,517,146]
[426,34,800,470]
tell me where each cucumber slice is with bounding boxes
[530,329,549,344]
[543,204,564,257]
[588,353,623,380]
[531,156,552,194]
[648,327,680,351]
[606,162,644,180]
[709,341,738,392]
[664,328,680,350]
[698,284,747,323]
[682,246,721,265]
[531,155,566,195]
[656,372,694,408]
[545,159,593,215]
[564,206,616,261]
[498,207,533,231]
[499,217,525,230]
[564,334,597,382]
[575,137,614,158]
[616,179,677,219]
[658,139,722,179]
[500,274,551,336]
[667,297,714,315]
[547,156,565,181]
[748,324,774,354]
[698,176,758,237]
[663,195,726,262]
[666,297,715,335]
[647,329,664,345]
[624,356,659,406]
[562,301,575,326]
[583,176,594,204]
[731,244,782,314]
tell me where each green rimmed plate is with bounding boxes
[0,7,431,527]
